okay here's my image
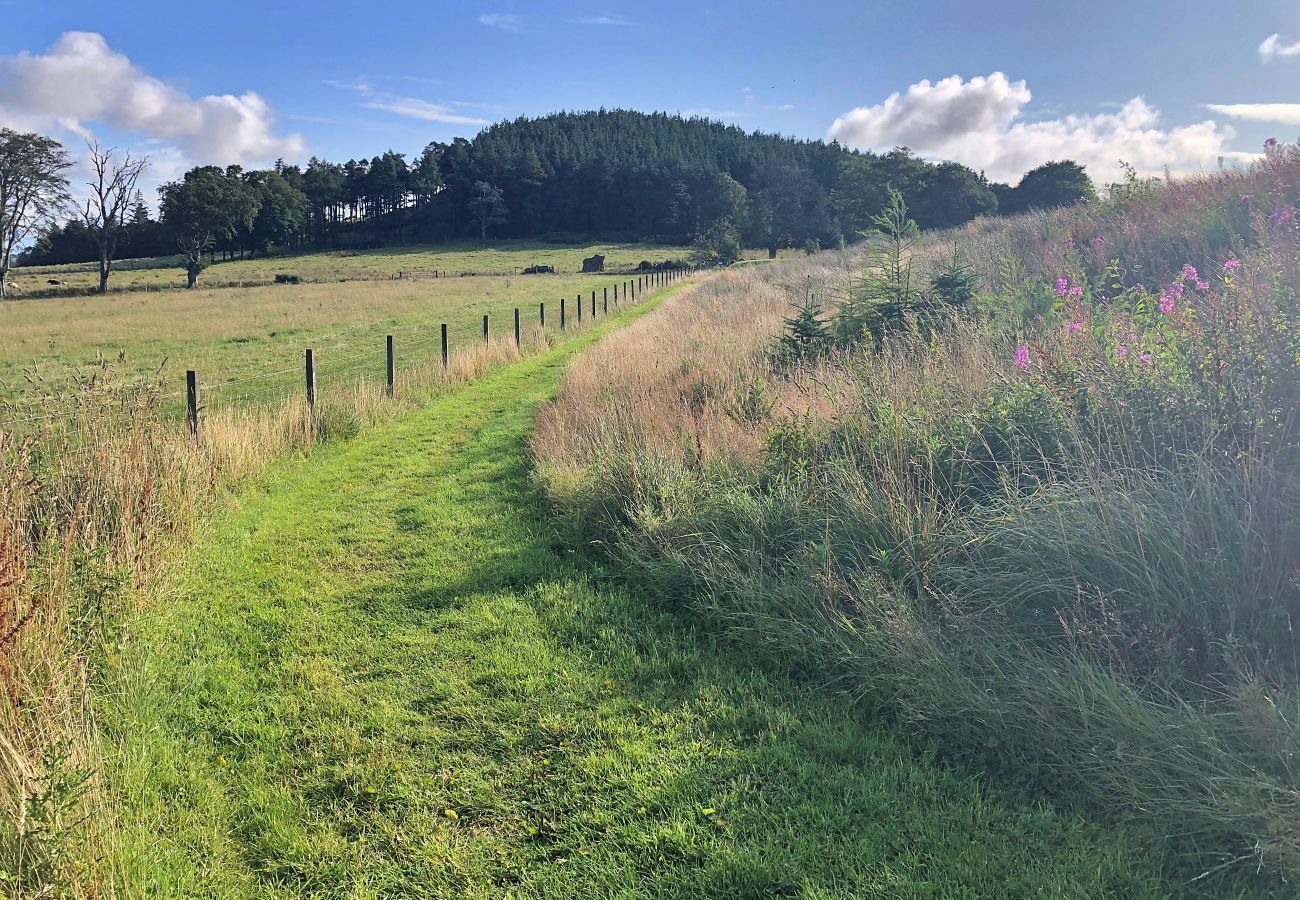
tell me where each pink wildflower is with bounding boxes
[1092,235,1104,250]
[1069,320,1085,333]
[1140,352,1153,364]
[1223,259,1241,271]
[1116,344,1129,360]
[1055,277,1069,298]
[1269,206,1296,226]
[1195,279,1209,291]
[1158,294,1175,314]
[1264,137,1279,150]
[1068,284,1084,297]
[1014,345,1031,369]
[1180,264,1198,281]
[1169,281,1185,300]
[1033,313,1043,322]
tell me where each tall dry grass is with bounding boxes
[532,147,1300,891]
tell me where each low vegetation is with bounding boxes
[0,270,678,895]
[0,255,673,411]
[8,239,692,295]
[533,141,1300,894]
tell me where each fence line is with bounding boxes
[3,267,692,439]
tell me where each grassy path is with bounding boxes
[105,297,1168,898]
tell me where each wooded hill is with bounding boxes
[21,109,1092,266]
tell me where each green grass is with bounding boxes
[101,297,1172,897]
[0,268,651,414]
[12,240,696,294]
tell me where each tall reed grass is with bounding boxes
[533,143,1300,892]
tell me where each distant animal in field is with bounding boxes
[47,279,66,285]
[522,264,555,275]
[581,254,605,273]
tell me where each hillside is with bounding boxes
[22,111,1089,274]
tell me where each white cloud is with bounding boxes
[571,14,636,26]
[478,13,522,30]
[0,31,303,167]
[330,79,491,126]
[1259,33,1300,62]
[827,72,1244,184]
[1206,103,1300,125]
[360,94,491,125]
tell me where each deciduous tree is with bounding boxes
[0,129,71,299]
[467,180,507,240]
[81,141,149,293]
[159,166,259,288]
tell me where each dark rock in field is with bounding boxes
[274,273,301,284]
[581,254,605,273]
[522,264,555,275]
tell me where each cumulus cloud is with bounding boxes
[0,31,303,167]
[478,13,522,30]
[827,72,1244,184]
[1206,103,1300,125]
[1259,33,1300,62]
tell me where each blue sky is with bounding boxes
[4,0,1299,197]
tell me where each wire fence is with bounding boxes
[1,269,690,440]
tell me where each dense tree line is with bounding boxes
[19,110,1093,274]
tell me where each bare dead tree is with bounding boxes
[82,141,150,294]
[0,128,72,299]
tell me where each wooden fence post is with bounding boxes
[591,290,596,318]
[441,324,448,368]
[576,293,582,322]
[539,301,545,327]
[386,334,395,397]
[305,348,316,409]
[483,314,489,343]
[561,297,566,329]
[186,370,199,439]
[603,286,608,314]
[514,307,520,347]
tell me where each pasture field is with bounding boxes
[0,268,655,419]
[10,240,700,295]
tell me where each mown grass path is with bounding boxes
[106,295,1168,898]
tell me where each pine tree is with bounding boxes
[780,294,830,361]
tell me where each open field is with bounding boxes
[102,295,1169,897]
[0,269,659,419]
[10,240,709,295]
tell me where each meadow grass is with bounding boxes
[0,274,680,896]
[0,269,660,413]
[101,296,1171,898]
[10,240,698,294]
[531,144,1300,894]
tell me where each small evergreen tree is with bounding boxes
[779,293,830,362]
[929,251,979,308]
[834,188,919,346]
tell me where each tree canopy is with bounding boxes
[20,111,1095,273]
